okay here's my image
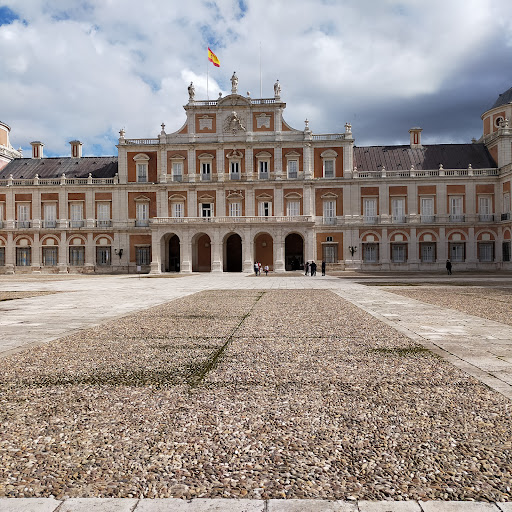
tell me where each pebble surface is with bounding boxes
[0,289,511,502]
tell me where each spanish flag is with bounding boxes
[208,47,220,67]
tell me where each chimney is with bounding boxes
[30,141,44,159]
[409,127,422,148]
[69,140,83,158]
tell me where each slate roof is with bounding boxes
[490,87,512,110]
[0,157,118,179]
[354,144,497,173]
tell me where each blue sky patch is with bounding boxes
[0,6,19,26]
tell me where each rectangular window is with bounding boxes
[0,247,4,266]
[172,202,184,218]
[136,202,149,226]
[363,198,377,223]
[391,198,406,223]
[479,196,493,221]
[421,243,436,262]
[229,202,241,217]
[323,159,335,178]
[17,204,30,228]
[201,162,211,181]
[136,246,151,266]
[96,246,111,266]
[230,161,240,180]
[503,241,511,262]
[201,203,212,218]
[16,247,31,266]
[287,160,298,179]
[258,201,272,217]
[420,197,435,223]
[172,162,183,182]
[323,200,336,224]
[137,163,148,182]
[449,196,464,222]
[70,203,84,228]
[69,246,85,266]
[259,160,269,179]
[97,203,111,227]
[450,243,465,262]
[478,242,494,262]
[323,245,337,263]
[363,243,379,262]
[286,200,300,217]
[43,203,57,228]
[42,247,58,266]
[391,244,406,263]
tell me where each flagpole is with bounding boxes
[207,47,209,100]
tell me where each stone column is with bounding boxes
[211,230,222,272]
[466,226,476,267]
[274,234,285,272]
[31,232,41,272]
[188,189,197,218]
[150,229,162,274]
[85,232,94,269]
[438,227,447,262]
[380,227,390,268]
[180,231,192,273]
[305,229,316,264]
[245,147,254,180]
[86,188,95,228]
[188,148,197,183]
[408,227,419,269]
[5,231,14,274]
[275,186,284,217]
[242,227,253,272]
[274,146,283,180]
[32,189,41,229]
[303,143,313,179]
[58,231,68,273]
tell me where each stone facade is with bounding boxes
[1,82,511,273]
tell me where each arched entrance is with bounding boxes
[224,233,242,272]
[254,233,273,270]
[285,233,304,270]
[192,233,211,272]
[168,234,180,272]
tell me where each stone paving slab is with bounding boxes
[420,502,500,511]
[0,500,510,511]
[267,499,357,511]
[357,501,422,511]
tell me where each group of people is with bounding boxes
[304,260,326,276]
[253,262,269,276]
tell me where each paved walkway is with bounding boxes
[1,272,511,511]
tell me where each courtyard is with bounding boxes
[0,272,511,510]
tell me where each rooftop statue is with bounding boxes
[188,82,195,101]
[231,72,238,94]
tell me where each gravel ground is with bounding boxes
[380,285,512,326]
[0,289,511,502]
[0,291,57,301]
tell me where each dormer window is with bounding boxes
[321,150,337,178]
[133,153,150,183]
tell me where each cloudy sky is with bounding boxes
[1,0,512,157]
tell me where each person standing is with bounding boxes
[304,261,309,275]
[446,259,452,275]
[321,260,326,276]
[254,262,259,276]
[310,260,317,276]
[257,261,262,275]
[264,264,269,276]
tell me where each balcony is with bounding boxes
[135,220,150,227]
[16,221,31,228]
[230,172,240,181]
[323,217,337,225]
[479,214,494,222]
[96,220,113,228]
[420,215,436,223]
[363,215,378,224]
[42,220,57,228]
[449,214,465,223]
[172,174,183,183]
[152,215,314,225]
[200,174,211,182]
[502,212,511,221]
[392,215,407,224]
[259,172,269,180]
[69,220,84,228]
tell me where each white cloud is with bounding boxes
[1,0,511,155]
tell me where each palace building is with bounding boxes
[0,75,511,274]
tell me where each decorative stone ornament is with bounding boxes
[224,111,246,134]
